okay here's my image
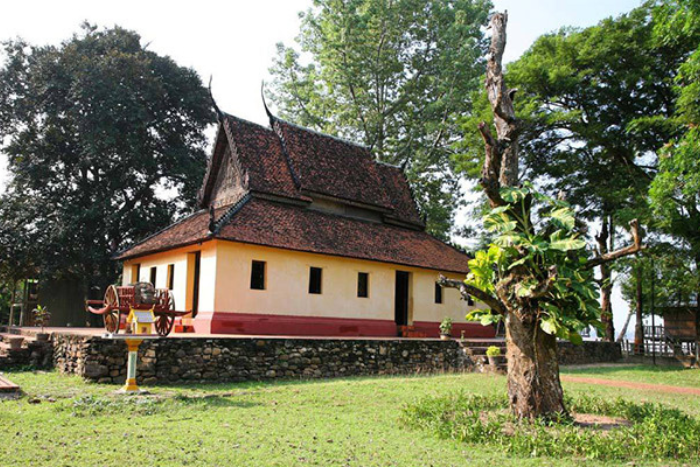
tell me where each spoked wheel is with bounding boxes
[155,314,175,336]
[103,285,120,334]
[154,291,176,336]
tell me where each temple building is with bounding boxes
[117,106,492,338]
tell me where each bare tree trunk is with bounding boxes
[634,260,644,354]
[597,216,615,341]
[480,12,567,419]
[468,11,642,420]
[616,310,634,342]
[506,311,566,419]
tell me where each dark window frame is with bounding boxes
[250,260,266,290]
[434,282,443,304]
[309,267,323,294]
[357,272,369,298]
[150,266,157,287]
[167,264,175,290]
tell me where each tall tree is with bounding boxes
[442,12,643,419]
[479,5,688,341]
[0,24,214,294]
[269,0,492,238]
[649,0,700,307]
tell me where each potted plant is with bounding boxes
[486,345,503,367]
[7,336,24,351]
[32,305,51,342]
[439,318,453,340]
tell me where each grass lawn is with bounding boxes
[1,366,699,467]
[561,364,700,389]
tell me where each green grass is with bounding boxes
[562,364,700,388]
[0,366,698,466]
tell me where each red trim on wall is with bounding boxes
[194,311,397,336]
[193,311,495,338]
[411,321,496,339]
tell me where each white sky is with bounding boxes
[0,0,646,335]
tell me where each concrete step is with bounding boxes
[0,374,20,394]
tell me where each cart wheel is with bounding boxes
[155,314,175,336]
[103,285,120,334]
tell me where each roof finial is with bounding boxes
[208,205,216,233]
[208,75,223,121]
[261,80,274,122]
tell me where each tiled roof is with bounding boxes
[376,163,424,227]
[120,197,469,273]
[273,119,393,210]
[217,199,468,273]
[117,206,220,260]
[223,116,303,201]
[121,110,444,263]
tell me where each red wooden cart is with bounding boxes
[87,283,189,336]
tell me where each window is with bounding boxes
[357,272,369,298]
[309,267,322,294]
[434,282,443,304]
[150,266,157,287]
[250,260,266,290]
[167,264,175,290]
[131,264,141,284]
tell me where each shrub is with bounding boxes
[402,393,700,461]
[486,346,502,357]
[439,318,453,335]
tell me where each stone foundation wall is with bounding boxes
[53,335,471,384]
[50,335,621,385]
[0,340,53,370]
[558,341,622,365]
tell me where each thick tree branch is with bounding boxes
[529,266,558,299]
[438,275,507,315]
[479,11,520,209]
[584,219,644,270]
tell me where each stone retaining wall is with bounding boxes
[0,341,53,370]
[49,334,623,385]
[558,341,622,366]
[52,335,472,384]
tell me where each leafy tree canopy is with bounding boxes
[458,4,689,220]
[0,24,215,288]
[269,0,492,238]
[648,0,700,266]
[464,184,600,345]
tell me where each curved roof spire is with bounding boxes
[208,75,224,121]
[261,80,275,124]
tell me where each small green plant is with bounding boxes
[439,318,453,335]
[402,393,700,461]
[32,305,51,333]
[486,346,502,357]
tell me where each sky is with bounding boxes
[0,0,647,335]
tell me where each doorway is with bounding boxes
[186,251,201,317]
[395,271,410,327]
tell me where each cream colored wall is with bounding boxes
[121,242,217,314]
[213,241,476,324]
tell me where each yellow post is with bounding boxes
[122,338,143,393]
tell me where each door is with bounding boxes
[186,251,201,318]
[395,271,410,327]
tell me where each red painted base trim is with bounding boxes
[193,312,495,338]
[412,321,496,339]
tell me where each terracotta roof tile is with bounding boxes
[224,116,302,201]
[117,206,221,260]
[119,198,469,273]
[216,198,469,273]
[376,163,424,227]
[274,119,392,210]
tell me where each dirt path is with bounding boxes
[561,375,700,396]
